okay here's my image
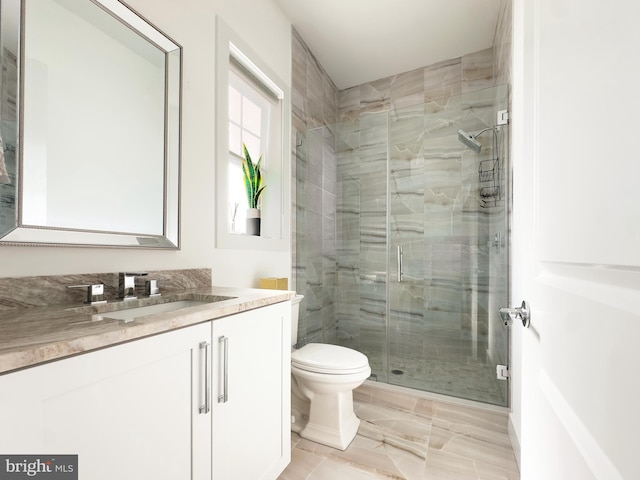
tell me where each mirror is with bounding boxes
[0,0,181,248]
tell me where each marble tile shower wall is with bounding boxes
[291,28,339,345]
[334,47,509,403]
[335,110,389,368]
[494,0,513,87]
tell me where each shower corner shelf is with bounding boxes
[480,186,501,206]
[479,159,496,183]
[478,158,502,208]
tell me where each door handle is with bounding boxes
[397,245,403,283]
[499,301,530,327]
[218,335,229,403]
[199,341,210,414]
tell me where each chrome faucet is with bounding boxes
[118,272,147,300]
[67,283,106,305]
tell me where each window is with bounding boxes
[227,67,273,234]
[215,18,290,251]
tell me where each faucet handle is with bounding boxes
[145,279,161,297]
[67,284,107,305]
[118,272,148,300]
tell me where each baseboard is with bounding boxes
[508,414,521,471]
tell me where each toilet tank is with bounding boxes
[291,294,304,347]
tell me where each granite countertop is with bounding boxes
[0,286,294,375]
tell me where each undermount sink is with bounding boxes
[92,299,229,323]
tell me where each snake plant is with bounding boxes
[241,144,265,209]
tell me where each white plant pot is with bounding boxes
[246,208,261,236]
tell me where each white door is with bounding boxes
[512,1,640,479]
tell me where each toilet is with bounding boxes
[290,294,371,450]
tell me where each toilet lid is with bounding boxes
[292,343,370,374]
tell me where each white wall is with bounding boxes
[0,0,292,288]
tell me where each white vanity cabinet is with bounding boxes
[211,301,291,480]
[0,300,291,480]
[0,321,213,480]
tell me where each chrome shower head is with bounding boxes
[457,129,482,153]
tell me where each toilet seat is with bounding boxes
[292,343,369,375]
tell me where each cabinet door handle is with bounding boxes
[218,336,229,403]
[199,341,210,414]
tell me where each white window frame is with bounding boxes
[215,18,290,251]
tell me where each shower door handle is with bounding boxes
[397,245,403,282]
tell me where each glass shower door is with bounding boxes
[387,102,427,389]
[387,85,510,406]
[335,112,391,384]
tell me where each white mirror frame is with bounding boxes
[0,0,182,249]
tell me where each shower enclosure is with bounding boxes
[295,84,509,406]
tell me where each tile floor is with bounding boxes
[347,329,508,406]
[278,382,520,480]
[384,352,506,406]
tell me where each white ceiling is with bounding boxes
[274,0,502,90]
